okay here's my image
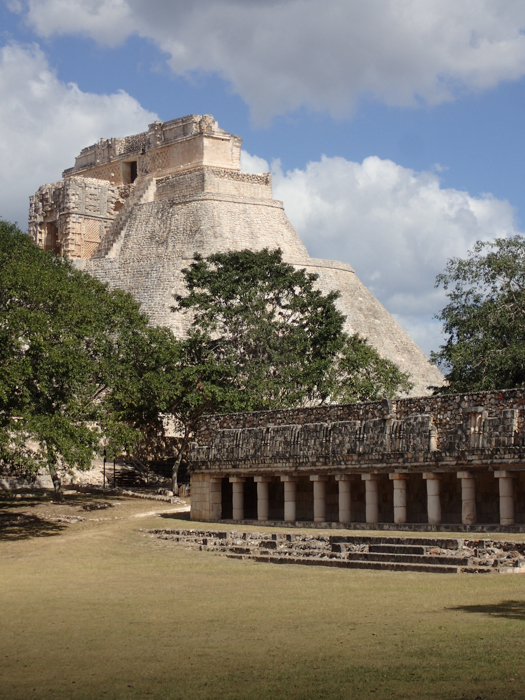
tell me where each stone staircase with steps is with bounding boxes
[91,176,156,259]
[146,529,525,574]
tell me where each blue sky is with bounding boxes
[2,0,525,355]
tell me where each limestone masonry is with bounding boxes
[146,529,525,574]
[189,389,525,530]
[30,114,443,396]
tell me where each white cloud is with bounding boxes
[12,0,134,45]
[12,0,525,120]
[269,154,522,354]
[0,42,157,228]
[240,151,270,174]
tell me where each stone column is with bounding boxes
[281,476,298,522]
[335,475,352,524]
[254,476,272,522]
[210,478,222,521]
[229,476,246,521]
[494,471,515,526]
[457,472,476,525]
[362,474,380,524]
[310,475,329,523]
[423,474,442,525]
[390,473,408,524]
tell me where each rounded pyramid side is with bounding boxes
[82,192,310,333]
[296,259,445,396]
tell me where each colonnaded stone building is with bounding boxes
[29,113,443,395]
[31,115,525,532]
[190,390,525,531]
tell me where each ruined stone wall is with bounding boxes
[64,114,242,182]
[190,389,525,474]
[29,177,123,258]
[31,114,445,395]
[155,168,272,202]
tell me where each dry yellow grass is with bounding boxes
[1,491,525,700]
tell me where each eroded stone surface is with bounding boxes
[30,114,443,395]
[146,528,525,574]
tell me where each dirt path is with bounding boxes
[0,490,191,546]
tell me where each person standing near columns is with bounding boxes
[423,473,442,526]
[457,472,476,525]
[281,476,298,522]
[229,476,246,521]
[494,471,515,526]
[362,474,380,524]
[389,473,408,524]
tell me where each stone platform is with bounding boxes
[147,528,525,574]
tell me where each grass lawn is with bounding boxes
[1,491,525,700]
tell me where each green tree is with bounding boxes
[432,235,525,392]
[118,248,411,491]
[173,248,348,410]
[104,327,237,493]
[174,248,412,409]
[0,220,153,499]
[331,333,413,403]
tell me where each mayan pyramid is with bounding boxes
[29,114,443,395]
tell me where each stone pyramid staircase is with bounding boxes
[91,176,156,259]
[147,529,525,574]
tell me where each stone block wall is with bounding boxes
[155,168,272,203]
[64,114,242,183]
[190,473,222,521]
[29,177,124,258]
[190,389,525,474]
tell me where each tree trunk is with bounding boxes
[48,464,65,503]
[171,451,182,496]
[172,432,190,495]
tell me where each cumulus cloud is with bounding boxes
[11,0,525,120]
[0,42,156,227]
[266,154,522,354]
[240,151,270,174]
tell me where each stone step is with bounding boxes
[344,552,470,566]
[368,544,426,555]
[147,529,525,574]
[226,553,461,574]
[330,535,460,549]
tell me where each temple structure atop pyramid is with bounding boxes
[29,114,443,395]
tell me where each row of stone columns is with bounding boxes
[227,470,518,526]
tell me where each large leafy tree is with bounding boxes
[432,236,525,392]
[174,248,412,410]
[121,248,411,491]
[0,220,155,499]
[104,327,237,493]
[1,229,412,497]
[174,248,347,410]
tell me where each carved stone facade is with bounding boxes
[29,177,127,259]
[189,390,525,529]
[30,114,444,395]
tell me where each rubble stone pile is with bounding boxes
[146,528,525,574]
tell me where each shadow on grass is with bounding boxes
[0,511,67,541]
[159,510,191,522]
[450,600,525,620]
[0,492,53,510]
